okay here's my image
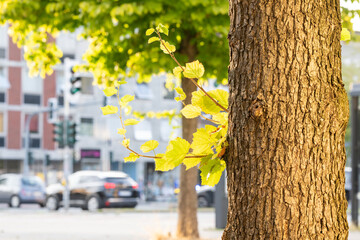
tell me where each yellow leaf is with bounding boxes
[122,139,130,148]
[124,119,140,126]
[124,153,140,162]
[117,128,127,135]
[103,86,117,97]
[213,112,228,125]
[201,89,229,114]
[140,140,159,153]
[183,156,202,170]
[191,127,217,155]
[341,28,351,41]
[146,28,155,36]
[180,105,202,119]
[160,41,176,54]
[174,87,186,102]
[148,36,160,44]
[155,138,190,171]
[101,105,118,115]
[173,66,184,76]
[200,158,226,187]
[183,60,205,79]
[120,95,134,107]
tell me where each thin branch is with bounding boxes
[156,31,228,113]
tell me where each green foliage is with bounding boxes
[0,0,229,83]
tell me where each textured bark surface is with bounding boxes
[176,38,199,238]
[224,0,349,239]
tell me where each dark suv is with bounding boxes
[45,171,140,211]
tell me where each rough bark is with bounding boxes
[176,37,200,238]
[224,0,349,239]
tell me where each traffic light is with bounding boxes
[66,120,77,148]
[70,67,82,95]
[53,121,65,148]
[47,98,58,124]
[45,154,51,166]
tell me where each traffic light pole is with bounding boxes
[63,58,74,211]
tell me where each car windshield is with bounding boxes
[22,177,43,187]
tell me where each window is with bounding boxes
[160,120,180,141]
[0,137,4,147]
[0,48,5,59]
[0,67,9,91]
[163,83,175,100]
[25,114,39,133]
[22,70,42,94]
[80,118,93,136]
[0,112,3,133]
[0,92,5,103]
[0,178,7,185]
[22,138,41,148]
[135,83,153,100]
[24,94,41,105]
[134,120,152,141]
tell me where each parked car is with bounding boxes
[0,174,46,208]
[196,185,215,208]
[46,171,140,211]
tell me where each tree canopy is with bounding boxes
[0,0,228,86]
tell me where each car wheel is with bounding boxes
[198,196,209,208]
[9,195,21,208]
[85,195,100,212]
[46,196,59,211]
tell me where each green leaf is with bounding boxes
[120,95,135,107]
[140,140,159,153]
[101,105,118,115]
[160,41,176,54]
[124,119,140,126]
[146,28,155,36]
[157,23,169,36]
[174,87,186,102]
[200,158,226,187]
[124,153,140,162]
[148,36,160,44]
[201,89,229,114]
[117,128,126,135]
[183,60,205,79]
[156,138,190,171]
[341,28,351,41]
[180,105,202,119]
[191,126,217,155]
[103,86,117,97]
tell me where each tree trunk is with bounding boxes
[176,37,199,238]
[224,0,349,239]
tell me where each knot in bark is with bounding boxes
[250,101,263,118]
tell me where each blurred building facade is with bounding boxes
[0,24,180,200]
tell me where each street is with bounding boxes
[1,202,360,240]
[0,202,222,240]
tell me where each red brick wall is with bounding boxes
[43,73,56,150]
[9,36,21,61]
[7,111,21,149]
[8,67,21,105]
